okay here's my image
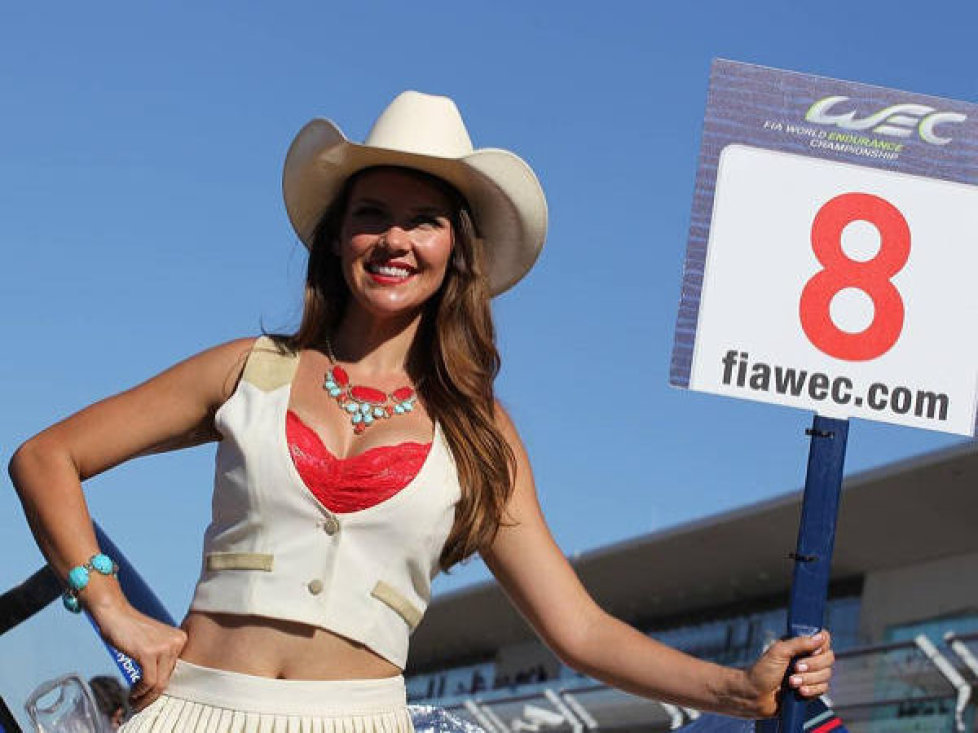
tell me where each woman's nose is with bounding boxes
[380,225,411,249]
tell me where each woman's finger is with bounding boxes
[136,626,187,710]
[796,682,830,698]
[809,630,833,656]
[790,667,832,688]
[795,649,835,673]
[157,649,179,695]
[803,668,833,686]
[133,654,167,712]
[128,654,157,704]
[773,631,827,663]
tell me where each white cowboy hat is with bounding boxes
[282,91,548,295]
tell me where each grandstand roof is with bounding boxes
[408,441,978,672]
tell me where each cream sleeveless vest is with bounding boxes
[189,336,462,668]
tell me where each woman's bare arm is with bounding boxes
[481,404,833,717]
[8,336,257,707]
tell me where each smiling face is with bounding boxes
[336,167,456,322]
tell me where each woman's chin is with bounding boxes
[348,292,429,323]
[346,276,441,322]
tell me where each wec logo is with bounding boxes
[805,96,966,145]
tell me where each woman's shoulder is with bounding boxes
[195,336,260,374]
[171,337,266,408]
[197,335,296,402]
[209,335,261,358]
[492,400,527,456]
[493,399,516,432]
[197,335,297,369]
[204,334,318,402]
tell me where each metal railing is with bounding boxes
[413,632,978,733]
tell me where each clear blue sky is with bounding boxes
[1,2,975,725]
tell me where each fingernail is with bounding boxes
[790,675,803,687]
[812,631,824,640]
[795,662,808,672]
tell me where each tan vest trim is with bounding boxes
[206,552,275,572]
[241,336,299,392]
[370,581,423,630]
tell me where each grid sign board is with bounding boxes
[670,60,978,436]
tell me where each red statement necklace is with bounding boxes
[322,341,419,434]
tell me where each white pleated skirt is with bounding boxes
[120,660,414,733]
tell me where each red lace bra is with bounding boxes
[286,410,432,513]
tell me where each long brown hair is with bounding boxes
[285,166,515,570]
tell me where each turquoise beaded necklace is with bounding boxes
[322,340,419,435]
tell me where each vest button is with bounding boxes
[307,579,324,595]
[322,515,340,535]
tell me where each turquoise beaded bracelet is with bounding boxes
[62,552,118,613]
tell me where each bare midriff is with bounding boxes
[179,610,402,680]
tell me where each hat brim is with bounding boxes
[282,119,547,295]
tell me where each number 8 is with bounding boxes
[800,192,910,361]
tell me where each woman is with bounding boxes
[10,91,833,731]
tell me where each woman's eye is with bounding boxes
[413,215,444,229]
[352,205,385,220]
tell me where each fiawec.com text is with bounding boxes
[719,350,949,422]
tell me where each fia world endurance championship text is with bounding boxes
[720,350,949,423]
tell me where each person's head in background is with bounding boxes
[88,676,129,729]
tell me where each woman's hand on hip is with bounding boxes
[89,594,188,711]
[745,630,835,716]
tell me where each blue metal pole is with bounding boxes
[760,414,848,733]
